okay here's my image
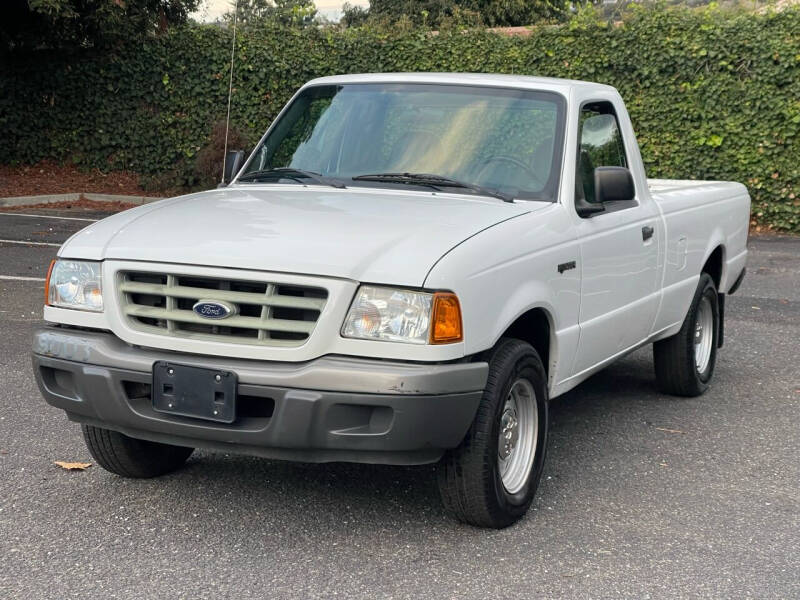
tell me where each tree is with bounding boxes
[340,2,369,27]
[1,0,200,53]
[471,0,566,26]
[224,0,318,28]
[351,0,574,28]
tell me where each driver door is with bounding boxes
[571,101,660,375]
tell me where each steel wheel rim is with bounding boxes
[498,378,538,495]
[694,296,714,373]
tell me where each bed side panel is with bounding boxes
[649,180,750,335]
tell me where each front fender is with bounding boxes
[424,204,581,386]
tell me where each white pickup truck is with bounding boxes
[33,73,750,528]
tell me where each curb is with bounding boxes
[0,193,163,208]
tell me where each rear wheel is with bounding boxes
[653,273,719,397]
[82,425,194,478]
[437,338,549,529]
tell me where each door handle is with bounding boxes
[642,225,654,241]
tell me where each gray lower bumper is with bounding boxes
[32,327,487,465]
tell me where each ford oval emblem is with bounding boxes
[192,300,235,320]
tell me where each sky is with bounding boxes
[192,0,370,22]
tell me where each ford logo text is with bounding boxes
[192,300,235,320]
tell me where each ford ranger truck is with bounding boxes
[33,73,750,528]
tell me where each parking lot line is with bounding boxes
[0,274,46,281]
[0,239,61,247]
[0,213,98,222]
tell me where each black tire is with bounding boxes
[437,338,549,529]
[653,272,719,397]
[82,425,194,478]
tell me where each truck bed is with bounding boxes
[648,178,741,195]
[645,177,750,330]
[648,178,749,216]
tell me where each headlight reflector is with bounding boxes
[341,286,462,345]
[46,260,103,312]
[342,286,432,344]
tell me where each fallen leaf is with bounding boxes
[655,427,686,434]
[54,461,92,471]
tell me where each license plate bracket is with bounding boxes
[152,361,237,423]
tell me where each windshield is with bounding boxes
[238,83,566,201]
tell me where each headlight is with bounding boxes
[341,286,462,345]
[46,260,103,312]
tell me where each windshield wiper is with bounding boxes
[237,168,346,189]
[351,172,513,202]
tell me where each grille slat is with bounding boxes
[122,305,316,333]
[119,271,327,347]
[118,281,326,311]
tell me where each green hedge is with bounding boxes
[1,6,799,231]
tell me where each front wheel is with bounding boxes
[437,338,549,529]
[82,425,194,478]
[653,272,719,397]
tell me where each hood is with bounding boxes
[60,185,538,286]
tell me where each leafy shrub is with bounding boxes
[1,5,798,231]
[194,121,250,188]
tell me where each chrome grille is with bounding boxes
[118,271,327,347]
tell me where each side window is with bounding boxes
[576,102,627,204]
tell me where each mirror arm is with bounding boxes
[575,197,606,218]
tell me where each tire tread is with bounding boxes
[82,425,193,478]
[438,338,547,528]
[654,273,718,397]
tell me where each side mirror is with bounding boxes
[594,166,635,203]
[221,150,245,185]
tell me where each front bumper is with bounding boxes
[32,327,487,465]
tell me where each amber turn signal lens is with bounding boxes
[44,259,56,306]
[430,292,463,344]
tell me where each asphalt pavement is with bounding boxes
[0,210,797,599]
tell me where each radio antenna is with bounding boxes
[221,0,239,185]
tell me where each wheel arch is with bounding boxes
[495,306,556,384]
[701,244,725,290]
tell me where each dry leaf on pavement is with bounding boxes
[54,461,92,471]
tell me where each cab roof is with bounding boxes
[304,72,617,96]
